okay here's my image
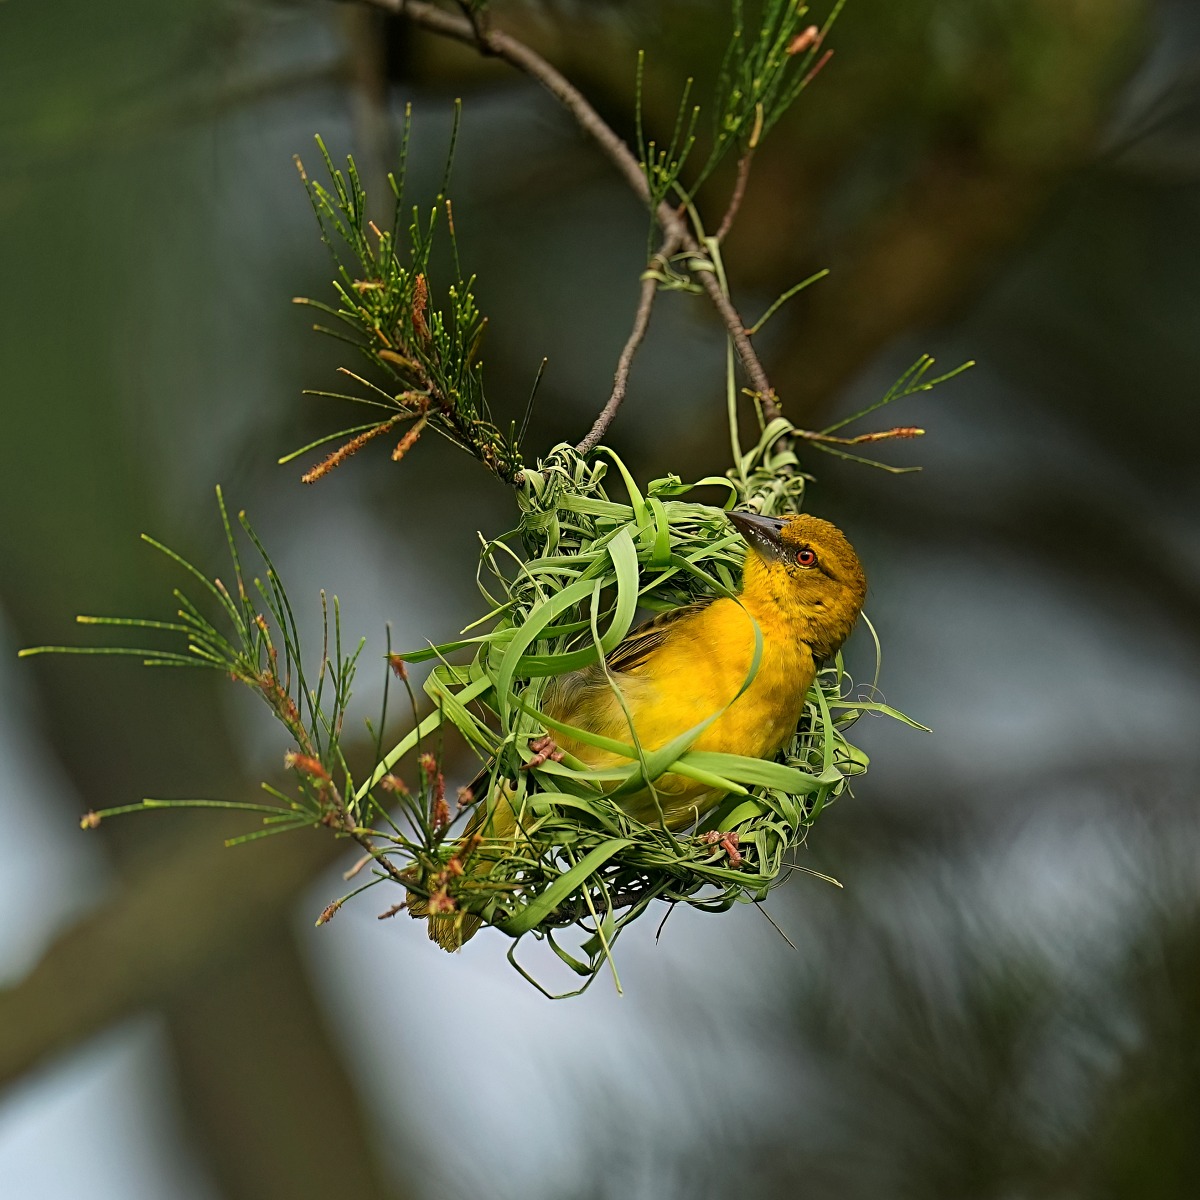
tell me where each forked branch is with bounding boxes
[370,0,782,421]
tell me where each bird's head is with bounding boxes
[728,511,867,660]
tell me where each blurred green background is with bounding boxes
[4,1,1200,1196]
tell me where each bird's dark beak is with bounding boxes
[728,510,788,562]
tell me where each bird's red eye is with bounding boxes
[796,547,817,567]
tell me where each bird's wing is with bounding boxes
[603,599,712,674]
[535,599,711,754]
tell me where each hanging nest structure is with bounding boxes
[26,419,920,998]
[376,425,915,993]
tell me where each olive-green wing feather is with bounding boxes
[603,600,713,674]
[540,600,712,726]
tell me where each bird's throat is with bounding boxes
[741,555,845,661]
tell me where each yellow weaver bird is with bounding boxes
[415,510,867,950]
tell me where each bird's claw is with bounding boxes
[523,734,564,770]
[700,829,743,868]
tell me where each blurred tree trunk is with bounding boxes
[167,931,405,1200]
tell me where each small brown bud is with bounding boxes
[445,833,482,878]
[787,25,821,55]
[391,416,427,463]
[284,752,329,780]
[377,348,418,371]
[381,773,409,795]
[417,752,448,828]
[456,785,475,809]
[431,797,451,833]
[316,900,342,926]
[411,274,430,344]
[80,811,102,830]
[387,653,409,681]
[301,417,401,484]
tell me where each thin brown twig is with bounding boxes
[715,151,753,244]
[801,47,835,90]
[377,0,783,421]
[350,830,410,885]
[690,252,779,420]
[796,424,925,446]
[576,231,682,452]
[551,882,655,925]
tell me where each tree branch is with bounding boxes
[378,0,782,421]
[715,152,753,244]
[691,249,780,420]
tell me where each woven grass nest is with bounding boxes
[30,414,919,997]
[381,422,915,994]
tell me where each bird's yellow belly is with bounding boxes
[557,600,814,827]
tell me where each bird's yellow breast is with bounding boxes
[553,596,816,826]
